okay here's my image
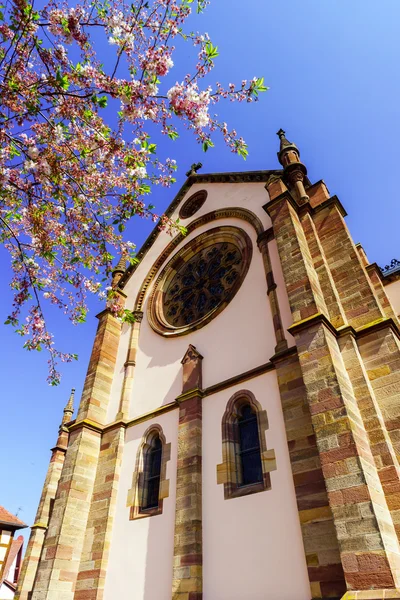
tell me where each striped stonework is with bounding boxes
[265,174,400,598]
[272,349,346,599]
[74,424,125,600]
[172,346,203,600]
[30,308,122,600]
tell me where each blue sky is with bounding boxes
[2,0,400,528]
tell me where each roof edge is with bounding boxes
[0,519,27,530]
[118,169,282,288]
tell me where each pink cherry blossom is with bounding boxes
[0,0,268,384]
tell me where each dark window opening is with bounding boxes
[141,435,162,511]
[237,404,263,486]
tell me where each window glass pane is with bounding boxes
[149,447,162,478]
[241,450,263,485]
[239,418,259,451]
[146,476,161,509]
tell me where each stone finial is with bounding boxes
[276,128,300,165]
[185,162,203,178]
[277,128,293,152]
[181,344,203,393]
[63,388,75,424]
[112,254,127,287]
[276,128,309,204]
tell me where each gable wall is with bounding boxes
[107,181,294,422]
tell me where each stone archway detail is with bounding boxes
[133,207,264,311]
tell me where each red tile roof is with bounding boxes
[0,507,26,529]
[0,535,24,586]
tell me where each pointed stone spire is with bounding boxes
[276,128,309,205]
[54,388,75,451]
[63,388,75,424]
[112,254,127,287]
[276,128,300,166]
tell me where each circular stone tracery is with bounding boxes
[179,190,208,219]
[148,226,252,337]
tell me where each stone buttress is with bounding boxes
[29,278,125,600]
[265,130,400,599]
[15,390,75,600]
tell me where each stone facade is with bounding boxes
[18,132,400,600]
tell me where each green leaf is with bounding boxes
[202,139,214,152]
[237,143,248,160]
[56,68,70,91]
[98,95,108,108]
[205,41,219,61]
[252,77,269,97]
[167,128,179,141]
[9,142,21,158]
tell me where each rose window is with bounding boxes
[148,226,252,336]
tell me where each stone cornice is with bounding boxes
[107,401,179,432]
[65,359,285,433]
[269,345,298,365]
[263,192,347,219]
[312,195,347,218]
[176,388,205,403]
[288,312,338,337]
[204,361,275,396]
[262,190,298,216]
[288,312,400,343]
[366,262,383,280]
[118,169,281,289]
[50,445,68,454]
[67,418,103,434]
[31,522,47,530]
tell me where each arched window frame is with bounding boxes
[216,390,276,500]
[127,425,171,519]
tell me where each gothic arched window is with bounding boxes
[217,390,277,500]
[127,425,171,520]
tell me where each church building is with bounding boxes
[16,131,400,600]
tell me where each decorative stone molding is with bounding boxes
[127,425,171,520]
[119,171,280,288]
[216,389,276,500]
[179,190,208,219]
[147,226,253,337]
[134,207,262,312]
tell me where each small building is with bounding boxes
[0,507,26,600]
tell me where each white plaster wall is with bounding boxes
[172,181,272,229]
[104,409,179,600]
[128,217,278,419]
[106,180,293,423]
[202,371,310,600]
[385,279,400,318]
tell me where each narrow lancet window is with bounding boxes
[217,389,276,500]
